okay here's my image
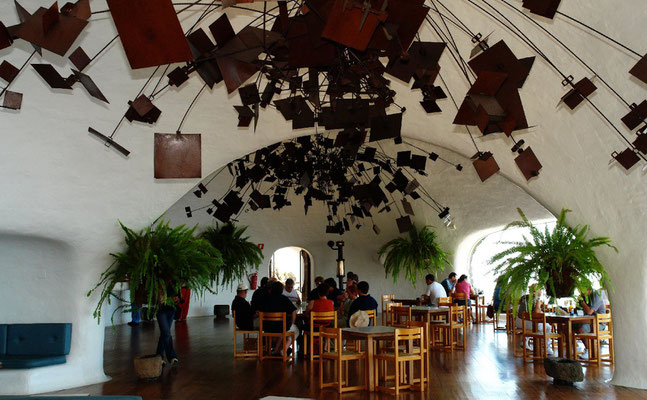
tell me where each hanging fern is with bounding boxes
[200,223,264,290]
[490,208,616,314]
[378,224,451,286]
[88,218,223,324]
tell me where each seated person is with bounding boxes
[338,284,358,328]
[422,273,446,307]
[574,287,607,360]
[325,278,345,308]
[251,277,270,314]
[346,271,359,288]
[515,284,553,354]
[347,281,378,326]
[262,281,300,354]
[231,282,254,330]
[307,276,325,301]
[441,272,457,296]
[305,283,335,330]
[282,278,301,306]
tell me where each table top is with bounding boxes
[342,326,397,337]
[411,306,450,313]
[545,313,595,322]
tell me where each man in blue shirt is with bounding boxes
[441,272,457,296]
[347,281,378,326]
[574,287,607,360]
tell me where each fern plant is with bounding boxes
[378,224,451,285]
[490,208,616,312]
[88,218,223,324]
[200,223,264,289]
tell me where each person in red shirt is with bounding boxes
[306,283,334,315]
[453,274,476,322]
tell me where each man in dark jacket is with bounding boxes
[347,281,378,326]
[232,282,254,330]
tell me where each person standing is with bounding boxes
[441,272,457,296]
[422,274,446,307]
[156,285,180,366]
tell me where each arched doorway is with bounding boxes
[269,246,313,299]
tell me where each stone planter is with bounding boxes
[544,357,584,385]
[133,354,163,380]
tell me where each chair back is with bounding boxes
[310,311,337,330]
[438,297,452,307]
[597,311,613,338]
[394,327,422,355]
[449,305,465,328]
[521,312,548,335]
[259,312,286,333]
[364,309,377,326]
[382,294,394,312]
[385,302,402,325]
[451,292,467,302]
[406,320,428,349]
[391,306,411,327]
[319,327,342,355]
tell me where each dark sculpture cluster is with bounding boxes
[188,133,452,235]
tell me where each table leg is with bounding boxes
[366,337,375,391]
[566,321,573,359]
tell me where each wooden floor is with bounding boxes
[50,316,646,399]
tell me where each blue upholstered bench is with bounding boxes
[0,323,72,369]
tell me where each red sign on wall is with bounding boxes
[258,243,264,250]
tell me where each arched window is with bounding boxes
[466,221,556,301]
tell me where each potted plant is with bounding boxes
[490,208,616,310]
[200,223,264,290]
[378,224,451,285]
[88,218,223,324]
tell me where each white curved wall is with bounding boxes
[0,0,646,393]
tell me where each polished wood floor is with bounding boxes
[50,316,646,399]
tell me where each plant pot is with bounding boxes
[545,267,576,298]
[214,304,230,319]
[133,355,163,380]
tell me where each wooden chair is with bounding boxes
[384,302,402,326]
[477,297,490,324]
[319,328,366,393]
[406,320,429,385]
[521,312,562,362]
[430,305,465,351]
[305,310,337,361]
[391,306,412,327]
[451,293,470,324]
[374,327,425,395]
[259,312,296,362]
[233,310,259,358]
[438,297,452,307]
[573,312,614,365]
[493,305,507,332]
[365,309,377,326]
[381,294,394,324]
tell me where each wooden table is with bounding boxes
[342,326,396,391]
[545,313,596,359]
[392,298,422,306]
[411,305,450,321]
[470,294,485,324]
